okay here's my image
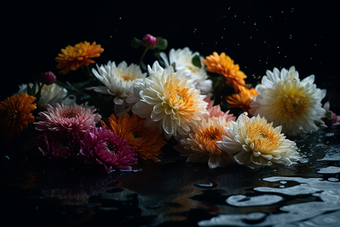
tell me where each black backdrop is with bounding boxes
[3,1,339,112]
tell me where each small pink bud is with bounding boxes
[142,34,157,47]
[40,71,56,85]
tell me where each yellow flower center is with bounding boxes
[119,73,135,81]
[163,78,198,118]
[196,126,223,154]
[282,95,307,117]
[275,81,308,119]
[248,122,283,154]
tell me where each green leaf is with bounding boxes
[156,37,168,50]
[131,37,141,48]
[26,83,37,96]
[325,111,332,120]
[192,55,202,68]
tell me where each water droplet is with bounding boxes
[250,36,252,39]
[221,36,224,39]
[280,181,287,184]
[254,22,257,25]
[290,8,294,12]
[119,17,122,19]
[234,15,237,17]
[289,34,293,39]
[194,183,216,188]
[193,28,197,33]
[228,6,231,10]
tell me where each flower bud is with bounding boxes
[142,34,157,47]
[40,71,56,85]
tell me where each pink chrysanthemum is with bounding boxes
[204,95,236,122]
[78,127,137,171]
[34,131,82,160]
[34,103,101,132]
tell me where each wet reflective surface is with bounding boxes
[2,127,339,226]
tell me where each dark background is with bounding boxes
[2,1,339,112]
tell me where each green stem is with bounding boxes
[86,65,92,79]
[139,47,149,71]
[35,82,43,105]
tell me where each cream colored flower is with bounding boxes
[89,61,147,115]
[132,61,208,139]
[17,83,68,108]
[160,47,212,94]
[174,117,234,169]
[249,66,326,135]
[217,114,301,169]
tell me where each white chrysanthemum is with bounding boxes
[174,117,234,169]
[132,61,208,139]
[249,66,326,135]
[217,114,301,169]
[17,83,68,108]
[160,47,212,94]
[89,61,147,115]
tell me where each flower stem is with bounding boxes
[35,82,43,105]
[86,65,93,78]
[139,47,149,71]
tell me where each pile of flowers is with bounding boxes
[1,34,338,172]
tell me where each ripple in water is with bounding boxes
[226,194,283,207]
[198,176,340,227]
[318,166,340,174]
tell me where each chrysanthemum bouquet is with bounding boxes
[1,34,338,171]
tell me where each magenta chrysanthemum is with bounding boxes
[78,127,137,171]
[34,103,101,132]
[34,131,82,160]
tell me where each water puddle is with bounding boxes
[198,176,340,226]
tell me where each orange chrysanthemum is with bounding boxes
[55,41,104,74]
[101,113,166,162]
[203,52,247,92]
[226,86,258,113]
[0,93,36,141]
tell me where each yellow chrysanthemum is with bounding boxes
[132,61,208,139]
[249,66,326,135]
[175,117,234,169]
[101,113,166,162]
[217,114,301,169]
[0,93,36,141]
[226,86,258,113]
[55,41,104,74]
[203,52,247,92]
